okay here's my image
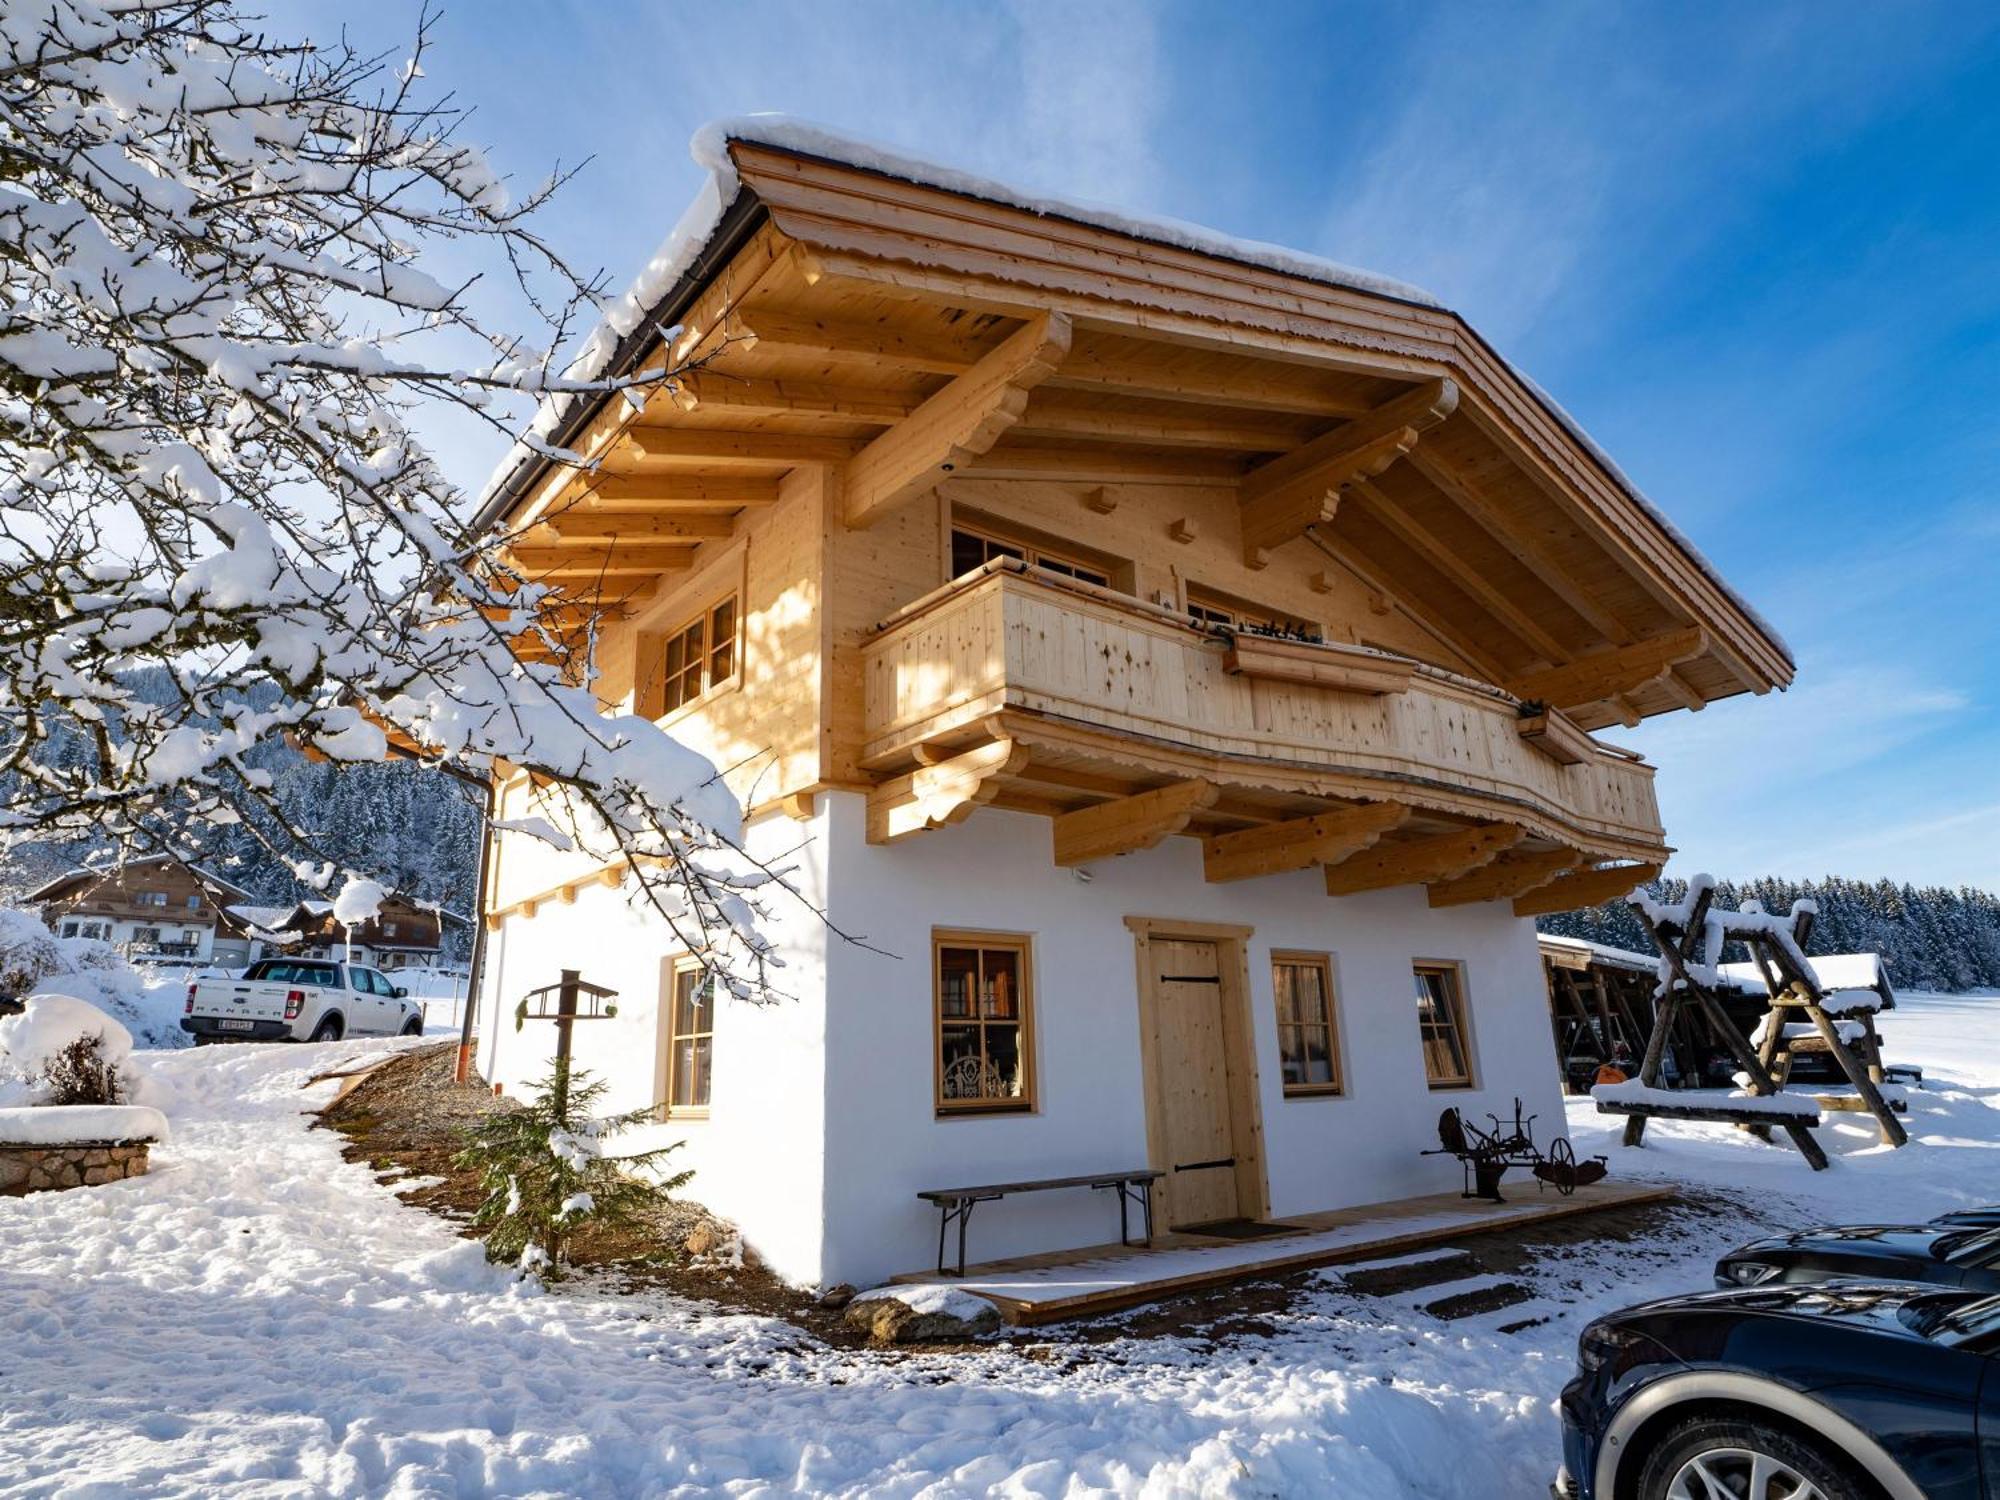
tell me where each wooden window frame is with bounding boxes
[1413,959,1476,1091]
[932,928,1037,1117]
[1271,950,1344,1098]
[948,520,1114,591]
[1185,585,1322,640]
[658,954,714,1119]
[650,592,740,720]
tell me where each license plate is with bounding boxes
[218,1018,255,1032]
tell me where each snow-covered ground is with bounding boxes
[0,994,1993,1498]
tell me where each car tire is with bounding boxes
[400,1017,422,1036]
[1635,1413,1871,1500]
[307,1014,344,1043]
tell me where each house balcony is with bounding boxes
[860,563,1667,906]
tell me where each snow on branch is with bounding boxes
[0,0,804,996]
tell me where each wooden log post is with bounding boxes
[552,967,580,1119]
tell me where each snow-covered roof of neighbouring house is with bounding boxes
[1537,933,1658,974]
[1717,953,1894,1007]
[475,114,1790,666]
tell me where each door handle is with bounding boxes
[1175,1157,1236,1173]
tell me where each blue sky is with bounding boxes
[311,2,2000,890]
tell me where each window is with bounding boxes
[661,958,714,1114]
[1187,588,1322,639]
[1413,963,1474,1089]
[950,525,1110,589]
[657,595,739,715]
[380,921,399,938]
[136,891,168,907]
[186,895,201,909]
[1272,953,1342,1096]
[934,933,1033,1113]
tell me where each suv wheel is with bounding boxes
[400,1017,422,1036]
[1638,1415,1868,1500]
[308,1013,344,1043]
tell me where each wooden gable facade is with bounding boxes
[477,132,1791,925]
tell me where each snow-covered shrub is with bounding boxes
[0,909,70,998]
[455,1063,691,1281]
[0,994,139,1106]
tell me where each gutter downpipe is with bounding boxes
[455,773,497,1085]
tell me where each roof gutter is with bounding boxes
[469,191,771,536]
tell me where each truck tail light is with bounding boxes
[284,990,305,1020]
[184,984,196,1015]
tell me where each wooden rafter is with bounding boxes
[866,739,1030,845]
[1238,378,1459,565]
[1427,847,1583,907]
[961,445,1247,485]
[1506,628,1707,714]
[1513,862,1664,918]
[734,307,986,375]
[1345,479,1570,664]
[620,428,863,468]
[1323,823,1525,897]
[584,475,781,510]
[667,373,919,423]
[1050,779,1218,866]
[1046,337,1379,418]
[528,512,734,544]
[844,312,1073,527]
[1202,802,1408,884]
[510,545,697,578]
[1014,391,1313,452]
[1297,523,1515,684]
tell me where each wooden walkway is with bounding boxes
[888,1179,1674,1326]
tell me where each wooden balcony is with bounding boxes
[861,563,1667,902]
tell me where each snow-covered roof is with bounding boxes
[25,853,250,905]
[476,115,1790,666]
[1718,953,1894,1007]
[1537,933,1657,974]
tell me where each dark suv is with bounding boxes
[1556,1280,2000,1499]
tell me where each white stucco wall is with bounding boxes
[479,791,1566,1291]
[478,804,834,1285]
[817,793,1566,1288]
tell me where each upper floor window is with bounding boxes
[136,891,168,907]
[186,894,201,909]
[951,525,1110,589]
[1186,588,1321,640]
[1413,962,1474,1089]
[658,595,739,715]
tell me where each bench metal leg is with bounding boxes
[936,1198,977,1277]
[1092,1179,1157,1248]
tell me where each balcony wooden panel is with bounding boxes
[862,567,1666,861]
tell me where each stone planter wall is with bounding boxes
[0,1140,151,1196]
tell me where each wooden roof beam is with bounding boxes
[1015,390,1313,452]
[582,475,782,511]
[619,428,863,468]
[1324,823,1526,897]
[509,545,698,577]
[1428,847,1584,907]
[844,312,1073,527]
[733,307,985,375]
[960,445,1247,485]
[1046,339,1380,418]
[1202,802,1409,884]
[1239,378,1459,565]
[1513,861,1664,918]
[665,373,920,424]
[1345,479,1569,665]
[1298,523,1515,684]
[1506,628,1708,713]
[1051,779,1219,866]
[526,512,734,544]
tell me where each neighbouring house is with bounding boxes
[269,896,447,971]
[30,854,250,963]
[470,121,1794,1290]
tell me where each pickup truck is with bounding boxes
[182,958,424,1044]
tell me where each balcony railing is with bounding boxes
[862,564,1666,862]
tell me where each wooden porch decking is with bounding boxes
[889,1179,1675,1326]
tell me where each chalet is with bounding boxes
[269,896,447,971]
[471,121,1793,1290]
[32,854,249,962]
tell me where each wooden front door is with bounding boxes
[1145,938,1244,1227]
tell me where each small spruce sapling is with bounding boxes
[455,1061,689,1279]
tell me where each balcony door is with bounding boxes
[1128,920,1268,1230]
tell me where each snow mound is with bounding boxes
[0,992,134,1075]
[0,1104,166,1146]
[850,1282,996,1321]
[332,876,387,926]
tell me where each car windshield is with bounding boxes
[1900,1291,2000,1349]
[243,960,342,987]
[1934,1227,2000,1268]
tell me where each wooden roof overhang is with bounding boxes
[482,137,1789,724]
